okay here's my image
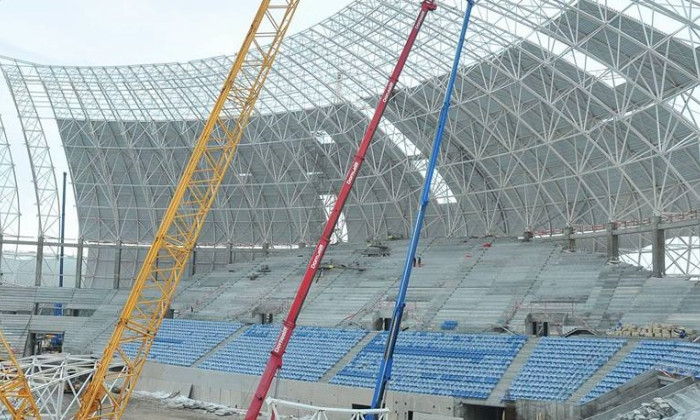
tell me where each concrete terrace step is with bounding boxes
[485,336,539,405]
[192,324,251,367]
[567,339,638,404]
[423,243,489,329]
[320,330,377,383]
[0,315,31,353]
[62,289,127,354]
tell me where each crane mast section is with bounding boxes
[368,1,476,412]
[0,328,42,419]
[244,2,438,419]
[75,1,300,418]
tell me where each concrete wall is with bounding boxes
[514,400,579,420]
[137,362,467,419]
[579,370,661,418]
[414,412,462,420]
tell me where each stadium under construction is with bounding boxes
[1,0,700,419]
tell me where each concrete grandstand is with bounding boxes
[1,0,700,419]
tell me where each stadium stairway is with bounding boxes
[187,252,310,321]
[0,286,128,354]
[63,289,129,353]
[182,258,273,319]
[192,324,251,368]
[485,337,537,405]
[374,237,462,328]
[0,314,31,354]
[666,281,700,331]
[320,330,379,383]
[438,240,560,332]
[170,267,233,317]
[0,286,37,352]
[585,264,657,330]
[297,246,367,326]
[338,288,390,328]
[419,239,484,329]
[567,340,636,404]
[425,242,490,330]
[587,271,622,329]
[331,240,417,328]
[620,277,692,328]
[238,255,312,321]
[501,244,561,329]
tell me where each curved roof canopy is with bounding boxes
[1,0,699,246]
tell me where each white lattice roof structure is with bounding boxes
[1,0,699,273]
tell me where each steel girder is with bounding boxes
[0,116,20,238]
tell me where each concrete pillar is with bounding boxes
[652,216,665,278]
[563,226,575,251]
[227,242,233,264]
[35,236,44,287]
[113,239,122,289]
[75,237,84,289]
[606,222,619,262]
[191,246,197,277]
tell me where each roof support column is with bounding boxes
[606,222,619,263]
[652,216,665,278]
[564,226,575,252]
[113,239,122,289]
[35,236,44,287]
[191,245,197,277]
[75,237,84,289]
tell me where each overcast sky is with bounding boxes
[0,0,354,65]
[0,1,354,244]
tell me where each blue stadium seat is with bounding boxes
[124,321,699,404]
[123,319,242,367]
[200,324,367,382]
[506,337,625,402]
[330,331,527,399]
[582,340,700,403]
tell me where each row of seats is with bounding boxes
[201,324,366,381]
[583,340,700,403]
[506,337,625,402]
[124,319,242,366]
[331,331,527,399]
[126,319,699,405]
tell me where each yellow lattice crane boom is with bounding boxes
[76,1,300,418]
[0,328,41,419]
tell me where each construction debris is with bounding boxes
[613,397,677,420]
[134,391,245,417]
[609,323,693,339]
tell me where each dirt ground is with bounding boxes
[122,395,244,420]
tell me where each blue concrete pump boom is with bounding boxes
[369,0,476,412]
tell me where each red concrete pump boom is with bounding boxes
[244,1,438,418]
